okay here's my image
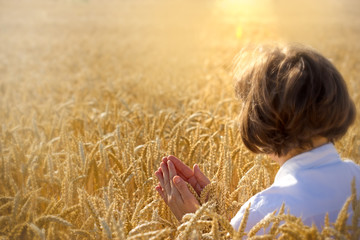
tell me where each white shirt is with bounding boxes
[230,143,360,233]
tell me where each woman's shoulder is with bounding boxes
[341,159,360,180]
[230,187,289,232]
[236,186,289,217]
[342,158,360,168]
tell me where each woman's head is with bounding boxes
[233,44,356,156]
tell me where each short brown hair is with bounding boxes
[233,44,356,156]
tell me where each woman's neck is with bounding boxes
[270,137,329,166]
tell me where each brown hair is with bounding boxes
[233,44,356,156]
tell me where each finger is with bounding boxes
[165,156,188,181]
[160,162,171,193]
[194,164,211,187]
[162,156,168,165]
[162,156,168,166]
[168,161,183,200]
[167,161,184,204]
[167,160,177,190]
[168,155,193,179]
[157,167,165,178]
[173,176,199,204]
[167,160,177,178]
[168,162,188,181]
[155,170,165,190]
[175,170,188,182]
[155,185,168,204]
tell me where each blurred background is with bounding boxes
[0,0,359,118]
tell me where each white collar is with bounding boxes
[274,143,341,184]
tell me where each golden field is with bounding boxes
[0,0,359,239]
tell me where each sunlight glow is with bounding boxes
[236,25,243,39]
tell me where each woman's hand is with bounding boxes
[162,155,211,196]
[155,159,200,221]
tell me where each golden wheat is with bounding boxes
[0,0,360,239]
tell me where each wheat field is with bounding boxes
[0,0,360,239]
